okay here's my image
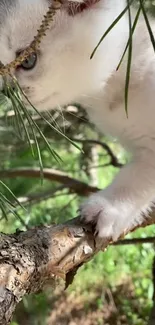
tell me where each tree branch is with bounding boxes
[71,138,123,168]
[0,168,99,196]
[16,185,66,207]
[114,236,155,245]
[0,213,155,325]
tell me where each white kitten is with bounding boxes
[1,0,155,240]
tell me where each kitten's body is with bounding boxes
[1,0,155,239]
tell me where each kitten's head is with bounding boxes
[0,0,125,111]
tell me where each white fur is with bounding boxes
[1,0,155,240]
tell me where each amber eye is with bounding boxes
[19,52,37,70]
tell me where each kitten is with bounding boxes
[1,0,155,240]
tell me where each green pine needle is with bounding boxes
[125,0,133,117]
[0,180,25,209]
[116,5,141,71]
[140,0,155,53]
[90,0,134,59]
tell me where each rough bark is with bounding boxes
[0,213,155,325]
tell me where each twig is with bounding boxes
[15,185,66,207]
[71,138,123,168]
[0,167,99,196]
[113,237,155,246]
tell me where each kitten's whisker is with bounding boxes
[81,93,101,100]
[44,110,62,132]
[57,104,67,135]
[66,110,88,123]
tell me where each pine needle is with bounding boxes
[90,0,134,59]
[140,0,155,53]
[116,4,141,71]
[124,0,133,117]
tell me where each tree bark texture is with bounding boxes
[0,213,155,325]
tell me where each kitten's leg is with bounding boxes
[81,155,155,240]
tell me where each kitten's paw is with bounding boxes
[81,192,131,241]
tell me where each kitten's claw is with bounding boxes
[80,192,131,241]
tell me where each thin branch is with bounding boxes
[71,138,123,168]
[16,185,66,207]
[59,194,77,212]
[88,163,113,169]
[114,237,155,246]
[0,167,99,196]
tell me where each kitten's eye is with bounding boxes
[19,52,37,70]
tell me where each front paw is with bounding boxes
[81,192,131,241]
